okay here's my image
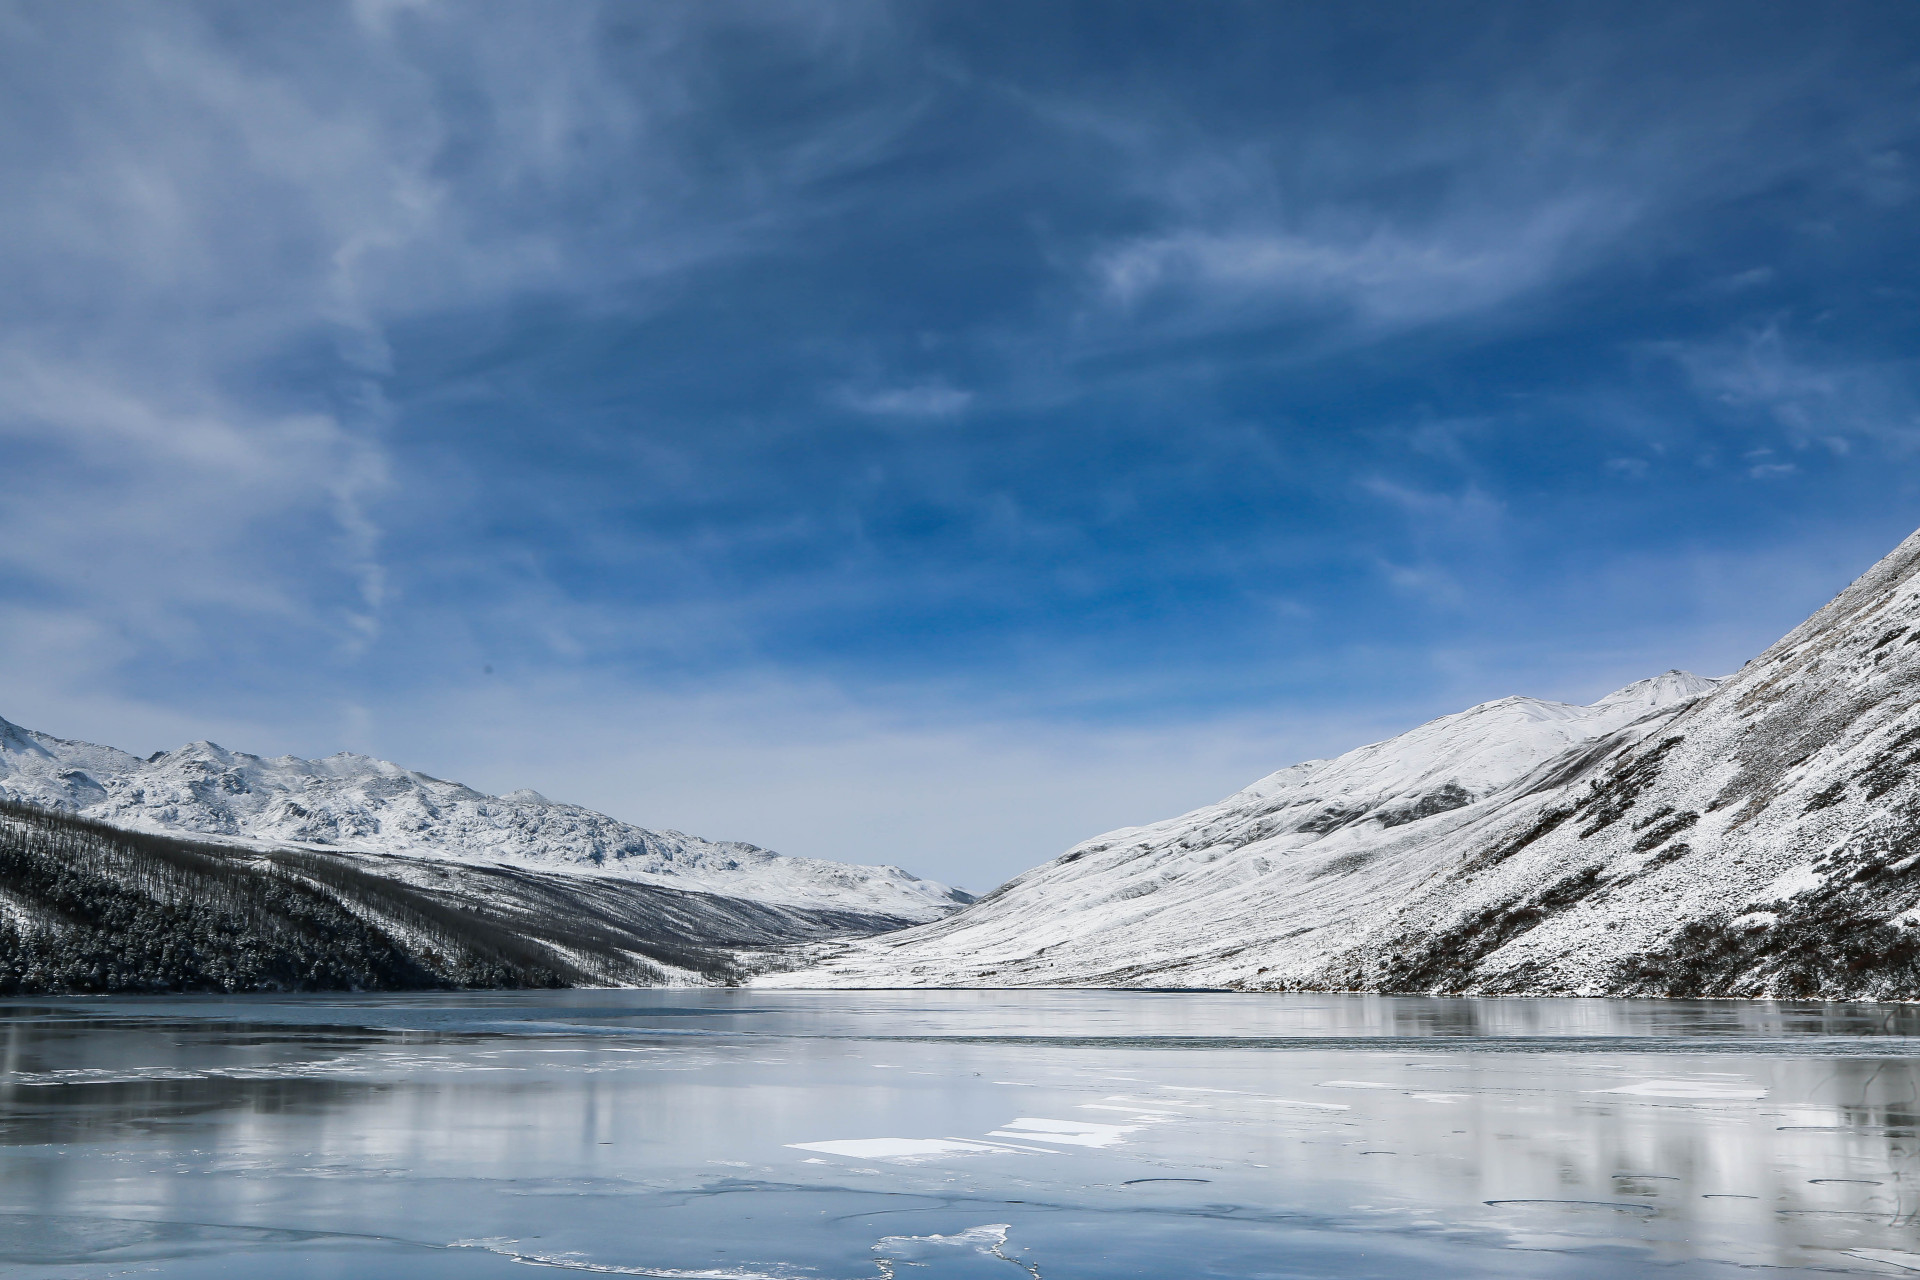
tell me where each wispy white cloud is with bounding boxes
[0,2,905,703]
[1664,323,1920,453]
[837,382,974,417]
[0,350,392,655]
[1359,476,1505,530]
[1358,475,1506,611]
[1094,193,1636,331]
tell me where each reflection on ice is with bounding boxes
[4,990,1920,1278]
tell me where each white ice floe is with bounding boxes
[985,1117,1139,1148]
[793,1106,1159,1163]
[786,1137,1018,1160]
[453,1237,810,1277]
[1776,1106,1848,1127]
[874,1224,1038,1280]
[1594,1080,1767,1101]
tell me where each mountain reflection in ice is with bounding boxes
[3,991,1919,1278]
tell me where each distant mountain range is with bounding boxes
[0,722,967,921]
[771,526,1920,1001]
[0,716,970,993]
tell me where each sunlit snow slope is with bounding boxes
[0,724,966,922]
[773,524,1920,999]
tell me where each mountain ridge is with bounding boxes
[0,719,967,922]
[765,525,1920,998]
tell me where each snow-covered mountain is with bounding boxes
[0,724,967,922]
[763,672,1718,987]
[0,799,923,993]
[770,524,1920,998]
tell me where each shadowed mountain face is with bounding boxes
[0,726,967,922]
[0,800,916,994]
[772,527,1920,999]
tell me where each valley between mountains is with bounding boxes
[11,524,1920,998]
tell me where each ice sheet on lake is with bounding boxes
[13,989,1920,1279]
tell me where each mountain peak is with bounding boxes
[0,715,48,756]
[1588,669,1719,713]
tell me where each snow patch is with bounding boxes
[1761,864,1823,903]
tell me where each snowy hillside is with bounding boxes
[763,671,1718,988]
[0,799,903,993]
[0,723,966,922]
[766,524,1920,999]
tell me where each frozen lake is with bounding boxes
[4,991,1920,1278]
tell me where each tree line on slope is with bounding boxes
[0,799,788,994]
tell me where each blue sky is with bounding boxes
[3,2,1918,889]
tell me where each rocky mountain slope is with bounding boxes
[0,723,966,921]
[770,526,1920,1000]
